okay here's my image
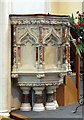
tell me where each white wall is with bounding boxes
[11,0,50,14]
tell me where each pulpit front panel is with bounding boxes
[10,14,71,85]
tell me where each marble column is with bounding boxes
[65,45,69,70]
[68,44,71,71]
[45,86,56,110]
[58,45,61,68]
[20,87,31,111]
[33,87,45,111]
[53,86,59,108]
[0,0,11,117]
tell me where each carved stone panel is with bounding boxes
[44,44,57,69]
[10,14,71,83]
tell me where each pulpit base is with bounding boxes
[54,100,59,108]
[33,103,45,111]
[0,112,10,117]
[45,102,56,110]
[20,103,31,111]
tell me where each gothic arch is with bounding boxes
[44,28,60,45]
[18,29,37,45]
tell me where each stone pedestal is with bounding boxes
[45,86,56,110]
[0,112,10,117]
[33,87,45,111]
[20,87,31,111]
[53,86,59,108]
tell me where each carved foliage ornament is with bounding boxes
[10,17,70,26]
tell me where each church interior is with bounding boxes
[0,0,83,119]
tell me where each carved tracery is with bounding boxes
[10,14,71,76]
[18,29,37,45]
[44,28,60,45]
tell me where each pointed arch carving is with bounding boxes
[44,28,60,45]
[18,29,37,45]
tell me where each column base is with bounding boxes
[45,102,56,110]
[33,103,45,111]
[54,100,59,108]
[0,112,10,117]
[20,103,31,111]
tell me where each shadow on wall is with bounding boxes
[11,79,22,110]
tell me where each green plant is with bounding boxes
[69,11,84,54]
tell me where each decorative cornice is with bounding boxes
[10,16,70,26]
[10,20,69,25]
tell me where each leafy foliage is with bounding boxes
[69,11,84,53]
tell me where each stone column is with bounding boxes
[58,45,61,68]
[33,87,45,111]
[68,44,71,71]
[53,86,59,108]
[65,46,68,64]
[45,86,56,110]
[12,25,17,71]
[20,87,31,111]
[65,45,69,70]
[0,0,11,117]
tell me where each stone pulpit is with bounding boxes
[10,14,71,111]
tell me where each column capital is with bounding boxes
[33,87,44,94]
[46,86,55,94]
[21,87,31,94]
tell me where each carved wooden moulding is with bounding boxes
[10,14,71,87]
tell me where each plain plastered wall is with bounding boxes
[11,0,50,14]
[50,1,83,16]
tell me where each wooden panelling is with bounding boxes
[56,84,65,106]
[76,54,80,101]
[64,75,77,105]
[56,75,78,106]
